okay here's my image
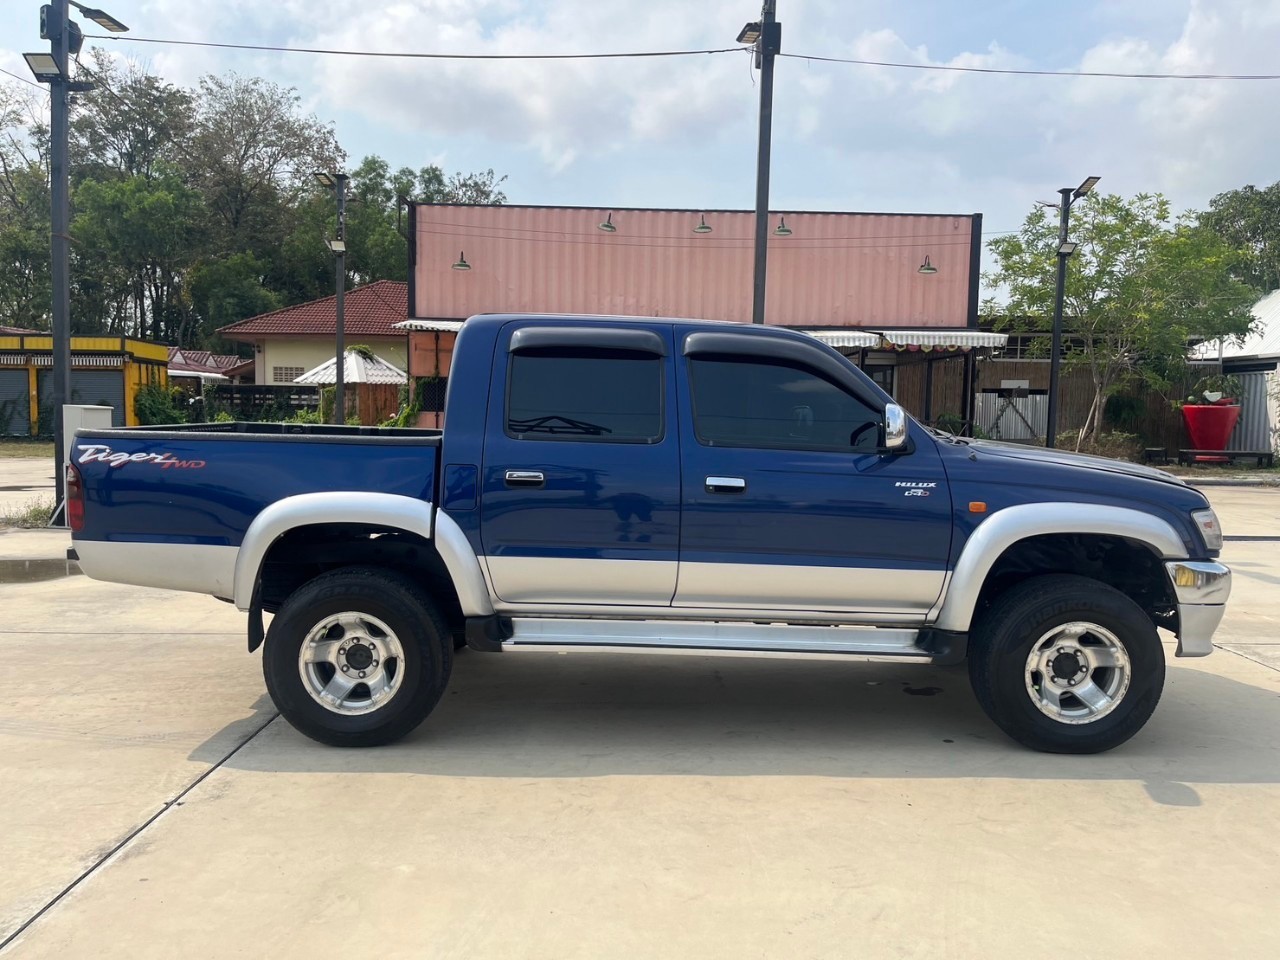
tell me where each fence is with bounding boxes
[204,385,320,421]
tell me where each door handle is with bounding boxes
[705,476,746,493]
[505,470,545,487]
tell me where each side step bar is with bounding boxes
[502,618,939,659]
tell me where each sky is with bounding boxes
[3,0,1280,269]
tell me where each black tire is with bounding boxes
[262,566,452,747]
[968,574,1165,754]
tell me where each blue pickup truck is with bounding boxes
[68,314,1231,753]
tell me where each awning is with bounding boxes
[879,330,1007,349]
[799,329,881,348]
[169,367,228,381]
[395,319,464,332]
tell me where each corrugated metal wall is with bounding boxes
[1230,372,1275,452]
[0,370,29,436]
[37,370,125,429]
[414,205,977,327]
[975,394,1049,441]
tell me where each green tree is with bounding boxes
[984,193,1257,447]
[71,51,195,183]
[0,84,51,330]
[287,154,508,292]
[1199,181,1280,292]
[190,74,344,256]
[187,252,281,347]
[72,169,206,341]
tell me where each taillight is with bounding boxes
[66,463,85,532]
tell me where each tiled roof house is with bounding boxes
[218,280,409,385]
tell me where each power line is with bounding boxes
[779,52,1280,81]
[1,67,49,92]
[86,34,744,61]
[84,33,1280,80]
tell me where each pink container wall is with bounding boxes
[412,205,978,328]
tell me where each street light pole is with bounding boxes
[27,1,123,522]
[1045,187,1072,450]
[740,2,781,325]
[49,0,71,512]
[1044,175,1100,449]
[334,174,346,425]
[314,171,348,424]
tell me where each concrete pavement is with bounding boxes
[0,460,54,515]
[0,481,1277,957]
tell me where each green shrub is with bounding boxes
[0,497,55,529]
[135,384,188,426]
[1057,429,1141,461]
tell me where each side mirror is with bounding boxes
[881,403,908,452]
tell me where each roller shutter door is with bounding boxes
[37,369,126,430]
[0,370,30,436]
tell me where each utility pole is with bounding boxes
[1045,175,1100,448]
[313,171,348,423]
[334,174,347,424]
[1045,187,1071,450]
[738,2,781,325]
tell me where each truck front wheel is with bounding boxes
[968,574,1165,754]
[262,566,452,747]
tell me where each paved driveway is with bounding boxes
[0,482,1278,958]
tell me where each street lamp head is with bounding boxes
[1073,175,1101,199]
[313,171,337,189]
[737,21,762,44]
[452,251,472,271]
[773,216,792,237]
[918,255,938,275]
[1058,241,1078,256]
[325,238,346,254]
[69,2,129,32]
[598,212,617,233]
[23,52,64,82]
[693,215,713,234]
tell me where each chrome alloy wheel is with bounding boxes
[1024,621,1132,725]
[297,612,406,716]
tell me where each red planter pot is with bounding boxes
[1181,403,1241,451]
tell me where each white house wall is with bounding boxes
[256,339,408,385]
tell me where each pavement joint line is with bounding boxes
[1223,535,1280,542]
[1217,644,1280,674]
[0,709,280,954]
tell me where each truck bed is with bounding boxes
[73,421,441,550]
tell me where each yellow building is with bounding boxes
[0,331,169,435]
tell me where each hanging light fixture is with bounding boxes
[773,216,792,237]
[597,213,617,233]
[451,251,471,271]
[917,255,938,275]
[693,214,713,234]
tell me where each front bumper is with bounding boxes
[1165,560,1232,657]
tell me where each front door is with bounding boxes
[479,322,680,606]
[675,336,952,616]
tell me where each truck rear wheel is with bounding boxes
[968,574,1164,754]
[262,566,452,747]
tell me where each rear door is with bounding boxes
[478,322,680,606]
[674,330,952,616]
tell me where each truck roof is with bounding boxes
[461,312,819,342]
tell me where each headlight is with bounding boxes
[1191,508,1223,551]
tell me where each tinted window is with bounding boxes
[689,357,881,452]
[507,348,663,443]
